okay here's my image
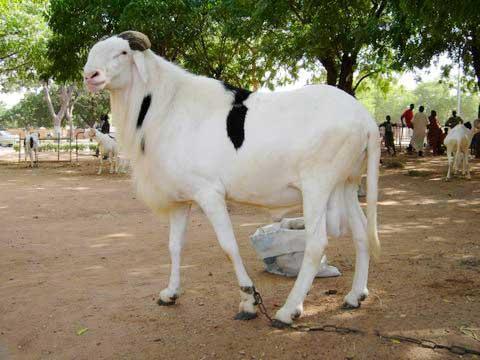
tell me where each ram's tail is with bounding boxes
[366,127,381,259]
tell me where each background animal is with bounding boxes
[85,127,119,175]
[444,120,480,180]
[84,31,380,327]
[24,132,39,167]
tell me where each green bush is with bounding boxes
[14,143,95,153]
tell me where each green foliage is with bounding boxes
[47,0,266,88]
[250,0,407,94]
[0,86,109,128]
[357,78,479,124]
[14,142,96,152]
[0,0,51,90]
[393,0,480,93]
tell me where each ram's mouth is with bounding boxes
[85,80,106,93]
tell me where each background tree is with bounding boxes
[0,86,109,129]
[392,0,480,116]
[0,0,51,91]
[357,78,479,124]
[250,0,408,95]
[47,0,268,88]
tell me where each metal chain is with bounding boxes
[251,289,480,356]
[252,288,273,322]
[291,323,364,335]
[375,330,480,356]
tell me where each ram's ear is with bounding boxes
[133,51,148,84]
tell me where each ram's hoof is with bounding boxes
[341,302,361,310]
[234,311,257,321]
[157,298,176,306]
[271,319,291,329]
[292,310,302,319]
[359,294,368,302]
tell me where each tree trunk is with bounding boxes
[470,33,480,118]
[320,56,338,86]
[337,53,356,96]
[42,82,75,136]
[319,53,357,96]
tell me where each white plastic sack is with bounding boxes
[250,217,341,278]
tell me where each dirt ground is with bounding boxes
[1,154,479,360]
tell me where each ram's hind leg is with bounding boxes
[446,148,453,180]
[273,177,335,327]
[343,183,370,308]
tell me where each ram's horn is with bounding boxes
[118,31,151,51]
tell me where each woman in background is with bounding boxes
[427,110,444,155]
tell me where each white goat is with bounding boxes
[85,128,119,175]
[24,132,39,167]
[444,120,480,180]
[84,31,380,327]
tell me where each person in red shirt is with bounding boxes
[401,104,415,128]
[400,104,415,152]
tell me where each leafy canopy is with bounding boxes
[0,0,51,91]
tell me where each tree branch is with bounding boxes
[42,81,57,121]
[288,0,305,24]
[352,70,378,92]
[0,52,18,61]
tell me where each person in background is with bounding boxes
[427,110,444,155]
[411,105,429,156]
[400,104,415,152]
[471,118,480,158]
[445,110,463,129]
[379,115,397,155]
[400,103,415,128]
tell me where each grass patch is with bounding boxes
[383,159,405,169]
[406,169,431,177]
[460,258,480,268]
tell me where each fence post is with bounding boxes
[76,133,78,165]
[57,134,60,161]
[18,137,21,163]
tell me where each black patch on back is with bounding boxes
[140,136,145,153]
[29,137,33,148]
[137,94,151,129]
[223,83,252,150]
[464,122,472,129]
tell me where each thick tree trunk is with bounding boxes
[338,53,356,96]
[320,56,339,87]
[319,53,357,96]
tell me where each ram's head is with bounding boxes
[84,31,151,92]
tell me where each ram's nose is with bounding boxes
[84,69,106,92]
[84,70,100,81]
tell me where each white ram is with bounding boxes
[84,31,380,327]
[444,120,480,180]
[24,132,39,167]
[85,127,119,175]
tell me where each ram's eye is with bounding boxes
[121,51,127,55]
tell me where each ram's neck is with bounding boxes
[109,52,182,155]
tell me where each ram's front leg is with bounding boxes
[97,155,103,175]
[195,191,257,320]
[109,152,114,173]
[158,204,191,305]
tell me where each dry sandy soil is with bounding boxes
[1,155,479,360]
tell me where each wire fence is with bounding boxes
[18,132,97,165]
